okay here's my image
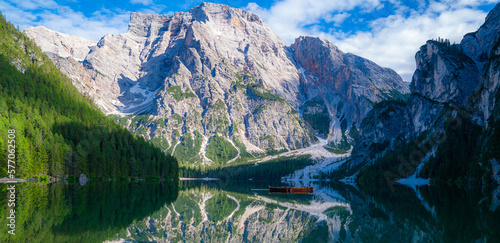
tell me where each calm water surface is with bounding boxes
[0,180,499,242]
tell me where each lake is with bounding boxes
[0,180,499,242]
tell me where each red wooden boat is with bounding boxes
[268,186,313,194]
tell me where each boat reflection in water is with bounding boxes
[268,186,313,194]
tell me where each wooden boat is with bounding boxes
[268,186,313,194]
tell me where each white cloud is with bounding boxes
[245,0,493,81]
[0,0,495,81]
[130,0,153,5]
[0,1,38,28]
[0,0,131,41]
[333,6,488,81]
[437,0,499,8]
[35,7,130,41]
[324,12,351,26]
[8,0,58,10]
[246,0,383,43]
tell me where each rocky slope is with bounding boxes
[350,39,481,169]
[24,3,408,165]
[466,3,500,125]
[349,3,500,183]
[292,36,409,149]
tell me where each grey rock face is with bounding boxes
[349,101,407,169]
[411,42,480,106]
[23,26,96,61]
[349,3,500,170]
[24,3,408,164]
[407,41,480,136]
[464,3,500,125]
[350,40,482,168]
[461,3,500,66]
[292,36,409,142]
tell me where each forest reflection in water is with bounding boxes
[0,180,499,242]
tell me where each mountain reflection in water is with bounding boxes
[0,180,499,242]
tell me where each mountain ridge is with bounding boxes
[350,2,500,185]
[23,2,409,165]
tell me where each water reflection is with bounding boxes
[0,182,178,242]
[0,180,499,242]
[106,181,500,242]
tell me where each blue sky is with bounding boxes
[0,0,498,81]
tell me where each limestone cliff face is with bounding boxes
[407,41,480,136]
[462,3,500,125]
[292,36,409,142]
[22,27,100,100]
[350,40,482,169]
[22,26,96,61]
[349,3,500,173]
[24,3,408,164]
[411,42,479,106]
[349,101,407,169]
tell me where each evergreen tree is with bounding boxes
[0,12,178,180]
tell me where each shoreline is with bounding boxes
[179,177,219,181]
[1,177,219,183]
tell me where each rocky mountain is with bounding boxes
[349,39,481,169]
[293,36,409,150]
[349,3,500,184]
[24,2,408,165]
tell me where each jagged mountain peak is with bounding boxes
[292,35,407,92]
[127,3,267,39]
[484,2,500,27]
[127,12,171,37]
[24,2,409,164]
[190,2,264,24]
[293,36,343,54]
[292,35,408,145]
[410,40,480,105]
[23,26,96,61]
[461,3,500,65]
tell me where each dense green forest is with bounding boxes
[0,13,178,180]
[356,109,499,187]
[418,119,485,185]
[205,136,239,165]
[0,182,178,242]
[356,134,427,186]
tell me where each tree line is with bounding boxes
[0,13,178,180]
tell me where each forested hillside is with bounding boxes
[0,13,178,180]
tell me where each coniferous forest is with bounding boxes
[0,13,178,180]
